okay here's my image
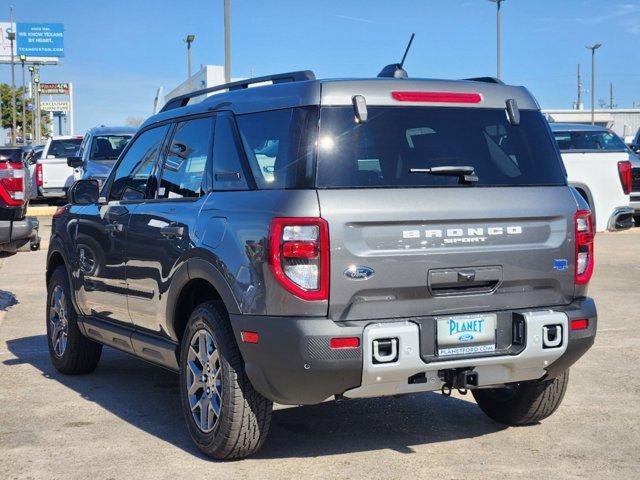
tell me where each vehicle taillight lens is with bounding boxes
[574,210,594,285]
[618,161,632,195]
[0,161,25,207]
[35,163,43,187]
[268,217,329,301]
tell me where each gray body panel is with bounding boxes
[318,187,578,321]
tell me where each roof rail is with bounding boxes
[160,70,316,112]
[464,77,505,85]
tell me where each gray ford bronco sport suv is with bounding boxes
[46,69,597,459]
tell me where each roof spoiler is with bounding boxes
[161,70,316,112]
[463,77,505,85]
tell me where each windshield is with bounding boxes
[553,129,629,152]
[89,134,133,161]
[316,107,566,188]
[48,138,83,158]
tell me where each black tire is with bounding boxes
[472,370,569,426]
[179,301,272,460]
[46,265,102,374]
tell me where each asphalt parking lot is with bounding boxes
[1,221,639,479]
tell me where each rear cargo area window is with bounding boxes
[316,107,566,188]
[235,107,318,189]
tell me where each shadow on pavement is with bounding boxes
[4,334,506,460]
[0,290,18,311]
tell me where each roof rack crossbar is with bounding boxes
[160,70,316,112]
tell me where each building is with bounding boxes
[544,108,640,142]
[164,65,242,107]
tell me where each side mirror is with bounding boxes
[68,179,100,205]
[67,156,83,168]
[632,144,640,154]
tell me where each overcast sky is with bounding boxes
[1,0,639,133]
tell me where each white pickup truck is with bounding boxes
[550,123,635,232]
[35,135,84,200]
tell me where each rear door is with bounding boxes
[42,137,83,191]
[315,106,577,322]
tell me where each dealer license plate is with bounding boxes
[436,313,497,357]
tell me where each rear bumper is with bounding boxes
[0,216,39,252]
[607,206,635,230]
[231,298,597,405]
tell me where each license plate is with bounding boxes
[436,313,497,357]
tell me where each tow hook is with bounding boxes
[438,368,478,395]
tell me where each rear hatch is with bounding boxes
[315,104,577,321]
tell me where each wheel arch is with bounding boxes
[167,256,241,346]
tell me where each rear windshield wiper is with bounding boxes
[409,165,478,184]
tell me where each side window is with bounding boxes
[212,112,249,191]
[235,107,317,189]
[109,125,169,201]
[158,117,212,199]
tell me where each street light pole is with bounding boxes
[9,7,17,145]
[586,43,602,125]
[184,34,195,80]
[489,0,505,80]
[224,0,231,83]
[20,55,26,142]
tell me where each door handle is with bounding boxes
[160,225,184,238]
[105,223,124,234]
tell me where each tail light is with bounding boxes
[268,217,329,301]
[574,210,594,285]
[618,161,632,195]
[0,161,25,207]
[35,163,43,187]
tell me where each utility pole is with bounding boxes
[609,82,615,109]
[20,55,26,141]
[33,65,40,144]
[224,0,231,83]
[9,7,17,145]
[586,43,602,125]
[576,64,583,110]
[184,34,195,91]
[28,66,35,141]
[489,0,505,80]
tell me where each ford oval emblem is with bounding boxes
[458,333,475,343]
[343,265,375,280]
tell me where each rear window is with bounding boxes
[316,107,566,188]
[89,135,133,161]
[553,129,628,152]
[235,107,317,189]
[0,148,23,163]
[48,138,83,158]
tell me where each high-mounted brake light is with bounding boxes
[574,210,594,285]
[0,161,25,207]
[268,217,329,301]
[618,161,632,195]
[392,91,482,104]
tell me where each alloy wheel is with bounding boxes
[49,285,69,357]
[186,329,222,433]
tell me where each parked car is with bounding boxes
[550,123,634,232]
[23,145,44,199]
[629,127,640,153]
[67,126,136,189]
[0,146,39,254]
[36,135,84,201]
[47,70,597,459]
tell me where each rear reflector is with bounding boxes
[240,331,259,344]
[392,91,482,103]
[329,337,360,349]
[570,319,589,331]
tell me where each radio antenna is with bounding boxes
[377,33,416,79]
[399,33,415,69]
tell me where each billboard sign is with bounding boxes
[39,83,70,95]
[40,100,70,112]
[17,23,64,58]
[0,22,15,58]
